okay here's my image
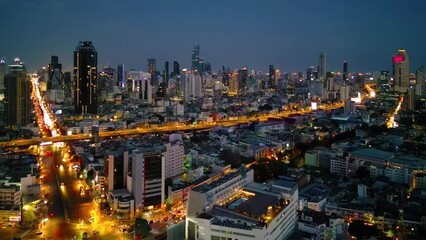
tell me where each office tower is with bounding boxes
[117,63,124,87]
[238,67,248,95]
[48,56,70,93]
[306,66,314,83]
[164,61,169,90]
[407,87,415,110]
[148,58,157,88]
[221,66,229,86]
[4,58,31,126]
[0,59,6,100]
[318,52,326,81]
[98,66,115,99]
[172,59,180,76]
[191,44,200,72]
[73,41,98,114]
[164,134,185,179]
[343,61,348,83]
[393,49,410,93]
[340,85,351,101]
[204,62,211,74]
[198,58,205,75]
[131,149,165,210]
[269,65,275,89]
[415,66,424,96]
[228,70,239,96]
[105,150,129,191]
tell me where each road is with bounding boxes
[0,102,344,148]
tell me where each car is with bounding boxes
[93,230,99,235]
[60,182,64,186]
[36,230,42,235]
[88,217,94,223]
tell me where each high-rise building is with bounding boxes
[164,61,169,90]
[0,59,7,100]
[147,58,157,89]
[98,66,115,99]
[318,52,326,81]
[343,61,348,83]
[269,65,275,89]
[117,63,124,87]
[393,49,410,93]
[105,150,129,191]
[306,66,314,83]
[228,70,239,96]
[4,58,31,126]
[164,134,185,179]
[48,56,69,93]
[415,66,424,96]
[238,67,248,95]
[191,44,200,72]
[73,41,98,114]
[131,149,165,210]
[407,87,415,110]
[172,59,180,76]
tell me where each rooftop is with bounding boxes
[350,148,394,161]
[192,168,250,193]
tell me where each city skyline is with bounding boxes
[0,0,425,72]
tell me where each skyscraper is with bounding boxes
[343,61,348,83]
[393,49,410,93]
[191,44,200,72]
[148,58,157,88]
[238,67,248,95]
[4,58,31,126]
[269,65,275,89]
[73,41,98,114]
[318,52,326,81]
[164,61,169,90]
[0,59,6,100]
[173,59,180,76]
[415,66,425,96]
[117,63,124,87]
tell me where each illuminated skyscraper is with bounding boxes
[73,41,98,114]
[4,58,31,125]
[191,44,200,72]
[238,67,248,95]
[164,61,169,89]
[416,66,425,96]
[393,49,410,93]
[318,52,326,81]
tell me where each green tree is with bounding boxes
[135,217,151,239]
[86,169,95,185]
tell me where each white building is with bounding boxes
[164,134,185,179]
[186,169,298,240]
[130,149,165,210]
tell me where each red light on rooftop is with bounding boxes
[393,56,404,63]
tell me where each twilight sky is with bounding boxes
[0,0,425,73]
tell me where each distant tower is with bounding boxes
[173,59,180,76]
[73,41,98,114]
[318,52,326,81]
[393,49,410,93]
[0,59,6,100]
[343,61,348,83]
[148,58,157,88]
[306,66,314,83]
[416,66,425,96]
[4,58,31,126]
[191,44,200,72]
[269,65,275,89]
[164,61,169,90]
[238,67,248,95]
[117,63,124,87]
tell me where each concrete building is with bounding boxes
[393,49,410,93]
[164,134,185,179]
[131,149,165,210]
[186,169,298,240]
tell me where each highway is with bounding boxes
[0,102,343,148]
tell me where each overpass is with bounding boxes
[0,102,343,148]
